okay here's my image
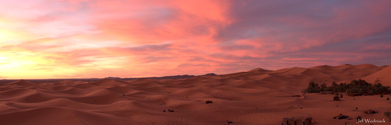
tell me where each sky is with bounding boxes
[0,0,391,79]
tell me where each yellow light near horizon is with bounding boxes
[0,56,10,66]
[0,53,54,79]
[0,56,6,61]
[0,29,18,41]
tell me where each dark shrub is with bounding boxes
[384,111,391,117]
[356,116,362,121]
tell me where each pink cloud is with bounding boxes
[86,0,231,44]
[0,0,390,79]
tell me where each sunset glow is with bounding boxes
[0,0,390,79]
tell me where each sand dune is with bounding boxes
[92,79,128,87]
[362,65,391,86]
[15,91,57,103]
[0,107,123,125]
[0,64,390,125]
[8,79,35,86]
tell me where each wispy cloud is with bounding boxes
[0,0,390,79]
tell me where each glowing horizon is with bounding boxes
[0,0,391,79]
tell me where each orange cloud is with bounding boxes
[0,0,390,79]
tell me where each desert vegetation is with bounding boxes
[384,111,391,121]
[305,79,391,95]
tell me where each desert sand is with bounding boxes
[0,64,390,125]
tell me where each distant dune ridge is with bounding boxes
[362,65,391,86]
[0,64,389,125]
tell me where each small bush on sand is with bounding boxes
[356,116,362,121]
[384,111,391,117]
